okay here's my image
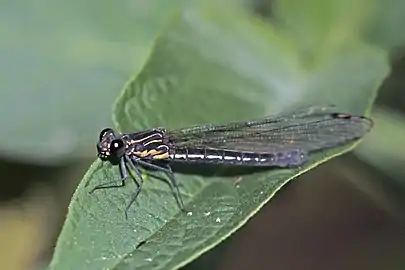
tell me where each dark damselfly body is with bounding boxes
[92,106,373,217]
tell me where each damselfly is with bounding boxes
[92,106,373,217]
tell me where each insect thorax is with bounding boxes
[125,129,170,160]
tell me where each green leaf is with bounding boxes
[356,108,405,183]
[273,0,375,58]
[273,0,405,55]
[0,0,190,164]
[50,4,389,270]
[366,0,405,51]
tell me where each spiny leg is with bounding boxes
[136,159,185,211]
[90,158,128,194]
[124,156,144,219]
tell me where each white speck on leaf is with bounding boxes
[216,217,221,223]
[187,211,193,216]
[204,212,211,216]
[145,258,153,262]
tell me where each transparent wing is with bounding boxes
[167,106,373,153]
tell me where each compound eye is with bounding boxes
[99,128,114,141]
[110,139,125,157]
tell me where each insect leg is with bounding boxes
[89,157,128,193]
[124,156,144,219]
[136,159,185,211]
[162,163,185,211]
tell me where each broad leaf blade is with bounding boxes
[50,4,389,270]
[0,0,192,164]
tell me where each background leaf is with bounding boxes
[0,0,196,164]
[366,0,405,52]
[50,3,390,270]
[356,108,405,183]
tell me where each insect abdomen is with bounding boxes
[169,147,307,167]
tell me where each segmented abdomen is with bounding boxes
[169,147,307,167]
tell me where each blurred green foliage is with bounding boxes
[0,0,207,164]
